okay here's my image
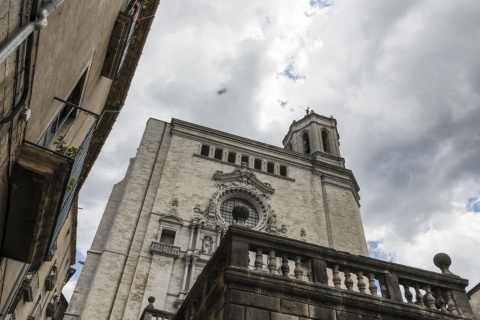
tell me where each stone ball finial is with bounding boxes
[232,205,249,225]
[433,253,453,275]
[148,296,155,303]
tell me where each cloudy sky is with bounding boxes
[64,0,480,299]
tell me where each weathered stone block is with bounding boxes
[252,294,280,311]
[246,307,269,319]
[228,289,252,306]
[280,299,308,317]
[336,311,363,320]
[271,313,300,320]
[309,304,335,319]
[224,304,245,320]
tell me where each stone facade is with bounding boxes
[0,0,160,318]
[468,283,480,319]
[67,114,368,319]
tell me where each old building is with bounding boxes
[66,113,381,319]
[0,0,159,318]
[67,113,476,320]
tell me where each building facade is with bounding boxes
[0,0,159,318]
[66,113,370,319]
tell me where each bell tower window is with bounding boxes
[302,132,311,155]
[322,130,331,154]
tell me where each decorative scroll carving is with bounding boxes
[213,165,275,195]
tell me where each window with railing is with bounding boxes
[46,295,59,318]
[38,69,87,148]
[23,272,39,302]
[45,265,58,292]
[28,294,42,320]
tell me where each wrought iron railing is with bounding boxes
[118,0,149,73]
[47,98,99,254]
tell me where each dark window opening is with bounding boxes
[302,132,311,155]
[201,145,210,156]
[241,155,249,166]
[160,229,176,245]
[227,152,236,163]
[322,130,331,154]
[254,159,262,170]
[214,148,223,160]
[280,165,287,177]
[267,162,274,173]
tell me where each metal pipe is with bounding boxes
[0,0,64,64]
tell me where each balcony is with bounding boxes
[150,241,181,258]
[2,104,98,270]
[164,225,474,320]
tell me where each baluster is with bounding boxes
[380,280,388,298]
[404,284,413,304]
[368,273,377,296]
[268,250,277,274]
[445,290,459,315]
[294,256,303,280]
[435,288,447,312]
[356,271,366,293]
[414,283,424,307]
[424,285,436,309]
[281,253,290,277]
[254,248,263,271]
[344,268,354,291]
[332,265,341,288]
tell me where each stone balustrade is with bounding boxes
[139,297,175,320]
[169,225,474,320]
[150,241,180,258]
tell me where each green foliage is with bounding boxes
[53,136,81,158]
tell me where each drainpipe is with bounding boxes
[0,0,65,64]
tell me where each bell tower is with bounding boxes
[283,111,344,167]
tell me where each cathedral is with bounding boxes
[64,113,475,320]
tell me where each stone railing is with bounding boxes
[150,241,180,258]
[140,297,175,320]
[173,225,474,320]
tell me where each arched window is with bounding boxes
[220,198,259,228]
[302,132,311,155]
[322,130,331,154]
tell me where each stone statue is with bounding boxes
[202,236,212,254]
[267,212,277,233]
[300,228,306,241]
